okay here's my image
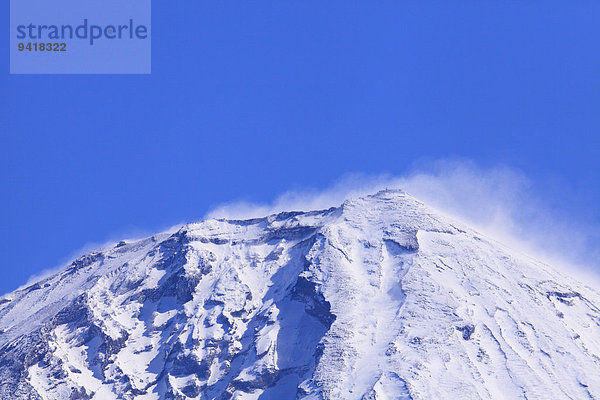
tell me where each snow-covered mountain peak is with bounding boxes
[1,191,599,399]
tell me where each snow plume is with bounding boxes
[207,159,600,280]
[400,160,600,282]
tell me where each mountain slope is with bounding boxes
[0,190,599,399]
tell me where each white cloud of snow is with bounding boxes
[20,159,598,291]
[207,159,600,282]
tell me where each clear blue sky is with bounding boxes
[1,1,599,295]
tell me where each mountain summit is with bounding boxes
[1,190,599,399]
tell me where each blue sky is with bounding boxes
[1,1,599,295]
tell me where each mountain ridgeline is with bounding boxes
[1,190,599,399]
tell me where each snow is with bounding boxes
[0,190,599,399]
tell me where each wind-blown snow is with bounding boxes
[0,190,598,399]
